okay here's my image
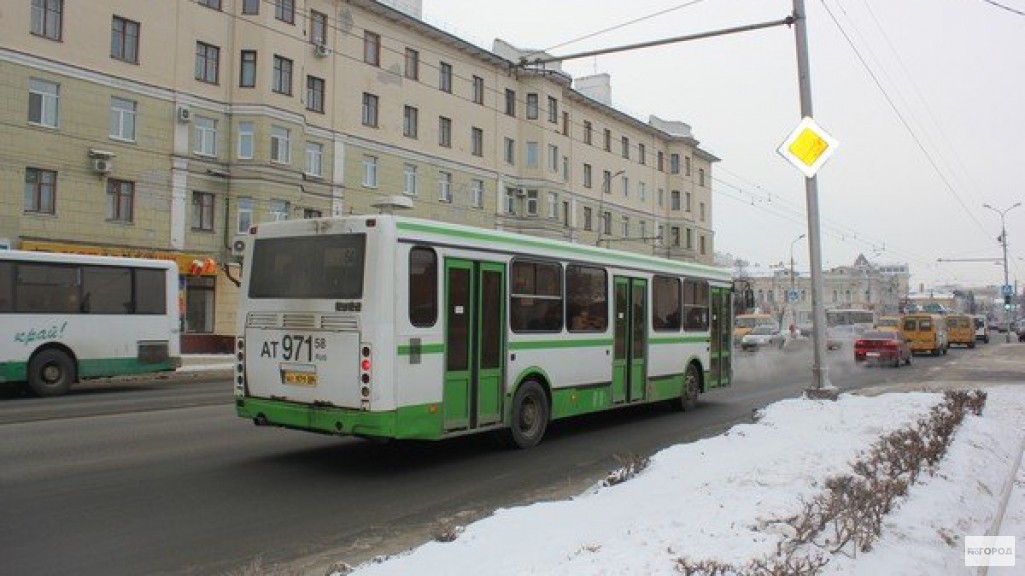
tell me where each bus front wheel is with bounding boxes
[506,381,549,449]
[28,349,75,397]
[673,363,701,411]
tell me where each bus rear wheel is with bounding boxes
[28,349,75,397]
[505,381,549,449]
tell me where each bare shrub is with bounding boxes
[603,453,651,487]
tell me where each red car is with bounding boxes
[854,330,913,367]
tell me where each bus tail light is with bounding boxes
[360,344,372,407]
[235,337,248,397]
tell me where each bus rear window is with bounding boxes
[249,235,366,299]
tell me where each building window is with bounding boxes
[639,144,646,165]
[584,121,592,145]
[562,156,570,183]
[638,182,646,202]
[602,211,612,235]
[272,55,293,95]
[621,136,630,159]
[270,125,290,164]
[31,0,63,40]
[526,142,538,167]
[192,191,215,231]
[603,129,611,152]
[685,155,692,176]
[670,153,680,174]
[237,122,254,159]
[658,188,664,208]
[471,127,483,157]
[504,187,516,215]
[526,93,539,119]
[24,168,56,214]
[547,96,558,123]
[310,10,327,45]
[504,137,515,165]
[306,75,324,112]
[686,228,693,250]
[195,42,219,84]
[699,168,706,186]
[657,151,664,171]
[275,0,294,23]
[305,142,323,177]
[671,227,680,247]
[583,164,592,188]
[198,0,221,9]
[602,170,611,193]
[583,207,592,231]
[505,89,516,116]
[547,192,558,219]
[671,190,680,211]
[106,179,134,223]
[364,31,380,66]
[472,76,484,105]
[402,105,418,139]
[193,117,217,156]
[700,202,706,221]
[471,179,484,207]
[438,171,452,202]
[622,176,629,197]
[403,164,418,196]
[362,155,378,188]
[111,16,140,63]
[28,78,59,128]
[563,111,570,135]
[438,116,451,147]
[242,0,259,14]
[547,144,558,172]
[404,48,419,80]
[439,62,452,93]
[686,191,692,212]
[525,190,539,216]
[304,209,322,219]
[240,50,257,87]
[267,199,288,222]
[108,97,137,141]
[622,216,629,237]
[700,235,706,255]
[237,198,253,233]
[362,93,378,127]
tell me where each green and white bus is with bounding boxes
[235,215,733,447]
[0,250,181,396]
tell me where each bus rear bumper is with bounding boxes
[236,397,444,440]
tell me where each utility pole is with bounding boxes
[983,202,1021,342]
[791,0,834,396]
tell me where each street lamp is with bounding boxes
[789,233,806,332]
[982,201,1021,342]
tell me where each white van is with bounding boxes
[972,315,990,343]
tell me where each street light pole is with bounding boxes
[983,202,1021,342]
[790,233,806,332]
[791,0,833,394]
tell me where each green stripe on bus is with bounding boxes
[237,397,447,440]
[0,358,175,384]
[396,343,445,356]
[509,338,613,351]
[649,336,711,345]
[396,220,730,279]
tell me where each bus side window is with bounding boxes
[409,246,437,327]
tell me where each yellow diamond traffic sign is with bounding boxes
[777,117,839,178]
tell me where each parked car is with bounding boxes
[740,324,783,351]
[854,330,913,367]
[1017,322,1025,343]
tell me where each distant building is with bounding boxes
[736,254,910,326]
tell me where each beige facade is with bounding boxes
[738,255,910,326]
[1,0,718,351]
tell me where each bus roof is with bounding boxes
[0,249,179,270]
[252,215,734,284]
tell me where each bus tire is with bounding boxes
[506,381,549,449]
[27,349,75,397]
[673,363,701,412]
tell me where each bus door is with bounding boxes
[612,276,647,403]
[708,286,732,388]
[443,259,505,431]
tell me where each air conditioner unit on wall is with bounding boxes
[515,188,527,197]
[313,43,329,58]
[176,105,191,123]
[231,237,247,256]
[92,159,113,174]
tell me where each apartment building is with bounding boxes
[1,0,719,351]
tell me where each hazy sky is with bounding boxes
[421,0,1025,289]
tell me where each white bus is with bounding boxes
[235,215,734,447]
[0,250,181,396]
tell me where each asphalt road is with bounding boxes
[0,342,1013,576]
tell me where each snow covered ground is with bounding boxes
[342,386,1025,576]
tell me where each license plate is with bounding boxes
[867,352,880,358]
[280,363,318,386]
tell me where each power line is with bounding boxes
[975,0,1025,17]
[539,0,710,53]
